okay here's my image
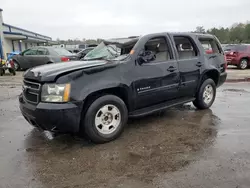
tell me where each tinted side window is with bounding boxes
[174,36,198,59]
[23,49,37,55]
[235,45,247,52]
[144,37,173,63]
[37,48,49,55]
[199,38,223,54]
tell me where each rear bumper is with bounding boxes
[19,94,83,133]
[217,72,227,87]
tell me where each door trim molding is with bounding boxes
[138,83,179,95]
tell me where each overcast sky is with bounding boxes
[1,0,250,40]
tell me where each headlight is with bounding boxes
[41,83,71,102]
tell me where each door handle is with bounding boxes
[209,55,217,59]
[167,66,177,72]
[196,62,202,67]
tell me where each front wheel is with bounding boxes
[238,59,248,70]
[82,95,128,144]
[193,78,216,110]
[13,60,20,71]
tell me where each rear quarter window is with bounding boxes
[199,38,223,54]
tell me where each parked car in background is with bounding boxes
[12,47,78,70]
[66,48,81,54]
[19,32,227,143]
[224,44,250,69]
[52,44,98,52]
[77,47,95,59]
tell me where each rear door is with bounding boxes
[198,37,226,73]
[170,35,202,97]
[32,47,50,67]
[133,35,180,109]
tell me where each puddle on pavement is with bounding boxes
[22,105,220,188]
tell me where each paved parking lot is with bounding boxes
[0,71,250,188]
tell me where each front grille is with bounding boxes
[23,80,41,104]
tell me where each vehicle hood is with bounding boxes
[23,60,108,82]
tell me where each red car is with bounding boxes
[224,44,250,69]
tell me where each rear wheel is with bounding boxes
[193,78,216,110]
[8,68,16,76]
[81,95,128,144]
[238,59,248,70]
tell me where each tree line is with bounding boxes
[56,22,250,45]
[195,22,250,44]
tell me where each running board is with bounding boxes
[129,97,195,118]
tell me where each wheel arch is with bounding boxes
[81,85,131,114]
[12,58,21,70]
[240,57,249,63]
[199,69,220,87]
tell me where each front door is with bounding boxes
[133,36,180,109]
[171,35,202,97]
[18,48,38,69]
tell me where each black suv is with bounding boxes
[19,32,227,143]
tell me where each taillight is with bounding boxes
[229,51,238,56]
[61,57,70,62]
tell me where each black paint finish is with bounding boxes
[19,32,227,133]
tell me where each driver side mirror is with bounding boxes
[137,50,156,65]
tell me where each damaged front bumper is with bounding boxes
[19,94,83,133]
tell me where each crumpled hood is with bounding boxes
[23,60,107,82]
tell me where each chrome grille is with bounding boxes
[23,80,41,104]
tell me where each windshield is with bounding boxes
[53,48,73,56]
[83,42,126,61]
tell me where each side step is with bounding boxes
[129,97,195,118]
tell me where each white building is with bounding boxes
[0,8,53,59]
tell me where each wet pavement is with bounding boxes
[0,77,250,188]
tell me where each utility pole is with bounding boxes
[0,8,5,59]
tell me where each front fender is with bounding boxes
[79,81,130,101]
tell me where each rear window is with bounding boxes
[53,48,73,56]
[199,38,223,54]
[79,44,86,49]
[224,45,247,52]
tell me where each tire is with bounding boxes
[193,78,216,110]
[238,59,248,70]
[82,95,128,144]
[13,60,20,71]
[8,68,16,75]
